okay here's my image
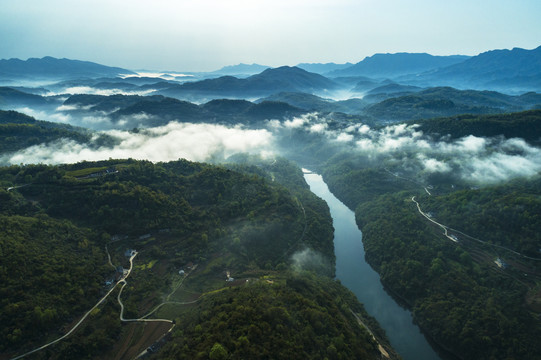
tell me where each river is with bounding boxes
[304,171,441,360]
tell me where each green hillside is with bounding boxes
[0,110,115,156]
[0,158,394,360]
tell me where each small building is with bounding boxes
[178,269,185,275]
[139,234,151,240]
[125,249,136,257]
[495,258,508,269]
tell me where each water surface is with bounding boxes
[304,172,440,360]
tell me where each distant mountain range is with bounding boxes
[0,56,135,80]
[62,94,305,128]
[328,53,470,78]
[210,63,270,76]
[3,82,540,129]
[256,92,368,114]
[296,62,354,74]
[411,46,541,92]
[2,45,541,100]
[363,86,541,121]
[159,66,338,99]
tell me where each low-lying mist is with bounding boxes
[0,121,274,165]
[271,114,541,185]
[3,107,541,186]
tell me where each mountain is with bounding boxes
[112,97,203,125]
[359,83,424,102]
[328,53,470,78]
[159,66,339,99]
[63,94,306,128]
[63,94,164,113]
[257,92,368,114]
[248,66,338,91]
[364,86,541,122]
[416,45,541,92]
[0,110,108,155]
[210,63,270,76]
[296,62,354,74]
[365,83,423,96]
[413,109,541,144]
[0,158,396,359]
[0,87,50,108]
[0,56,135,80]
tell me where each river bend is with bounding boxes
[304,172,440,360]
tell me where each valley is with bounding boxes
[1,47,541,360]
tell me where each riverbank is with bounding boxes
[304,172,441,360]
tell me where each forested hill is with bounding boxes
[0,110,116,155]
[0,158,396,360]
[413,109,541,144]
[317,144,541,358]
[0,56,135,79]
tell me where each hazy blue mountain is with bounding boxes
[172,75,245,92]
[8,86,50,95]
[200,99,254,115]
[332,76,380,87]
[159,66,339,99]
[361,83,424,102]
[0,109,108,154]
[0,56,135,80]
[243,101,304,120]
[112,97,202,123]
[257,92,334,109]
[257,92,368,114]
[0,87,66,111]
[43,76,173,94]
[0,87,50,108]
[328,53,470,78]
[62,94,165,112]
[61,93,307,128]
[210,63,270,75]
[245,66,338,92]
[415,46,541,92]
[296,62,354,74]
[364,86,541,121]
[365,83,423,95]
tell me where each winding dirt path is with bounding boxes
[412,196,541,261]
[8,252,139,360]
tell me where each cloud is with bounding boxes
[49,86,157,97]
[270,114,541,185]
[56,104,95,111]
[5,106,541,186]
[290,248,331,275]
[335,132,354,142]
[309,123,328,133]
[1,122,274,165]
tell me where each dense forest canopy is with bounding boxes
[314,127,541,359]
[0,158,393,360]
[1,51,541,360]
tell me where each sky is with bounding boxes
[1,0,541,72]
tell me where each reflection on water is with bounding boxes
[304,172,440,360]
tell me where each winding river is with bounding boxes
[304,172,441,360]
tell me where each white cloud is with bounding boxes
[1,122,274,165]
[309,123,328,133]
[47,86,156,97]
[335,132,354,142]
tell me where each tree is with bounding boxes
[209,342,228,360]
